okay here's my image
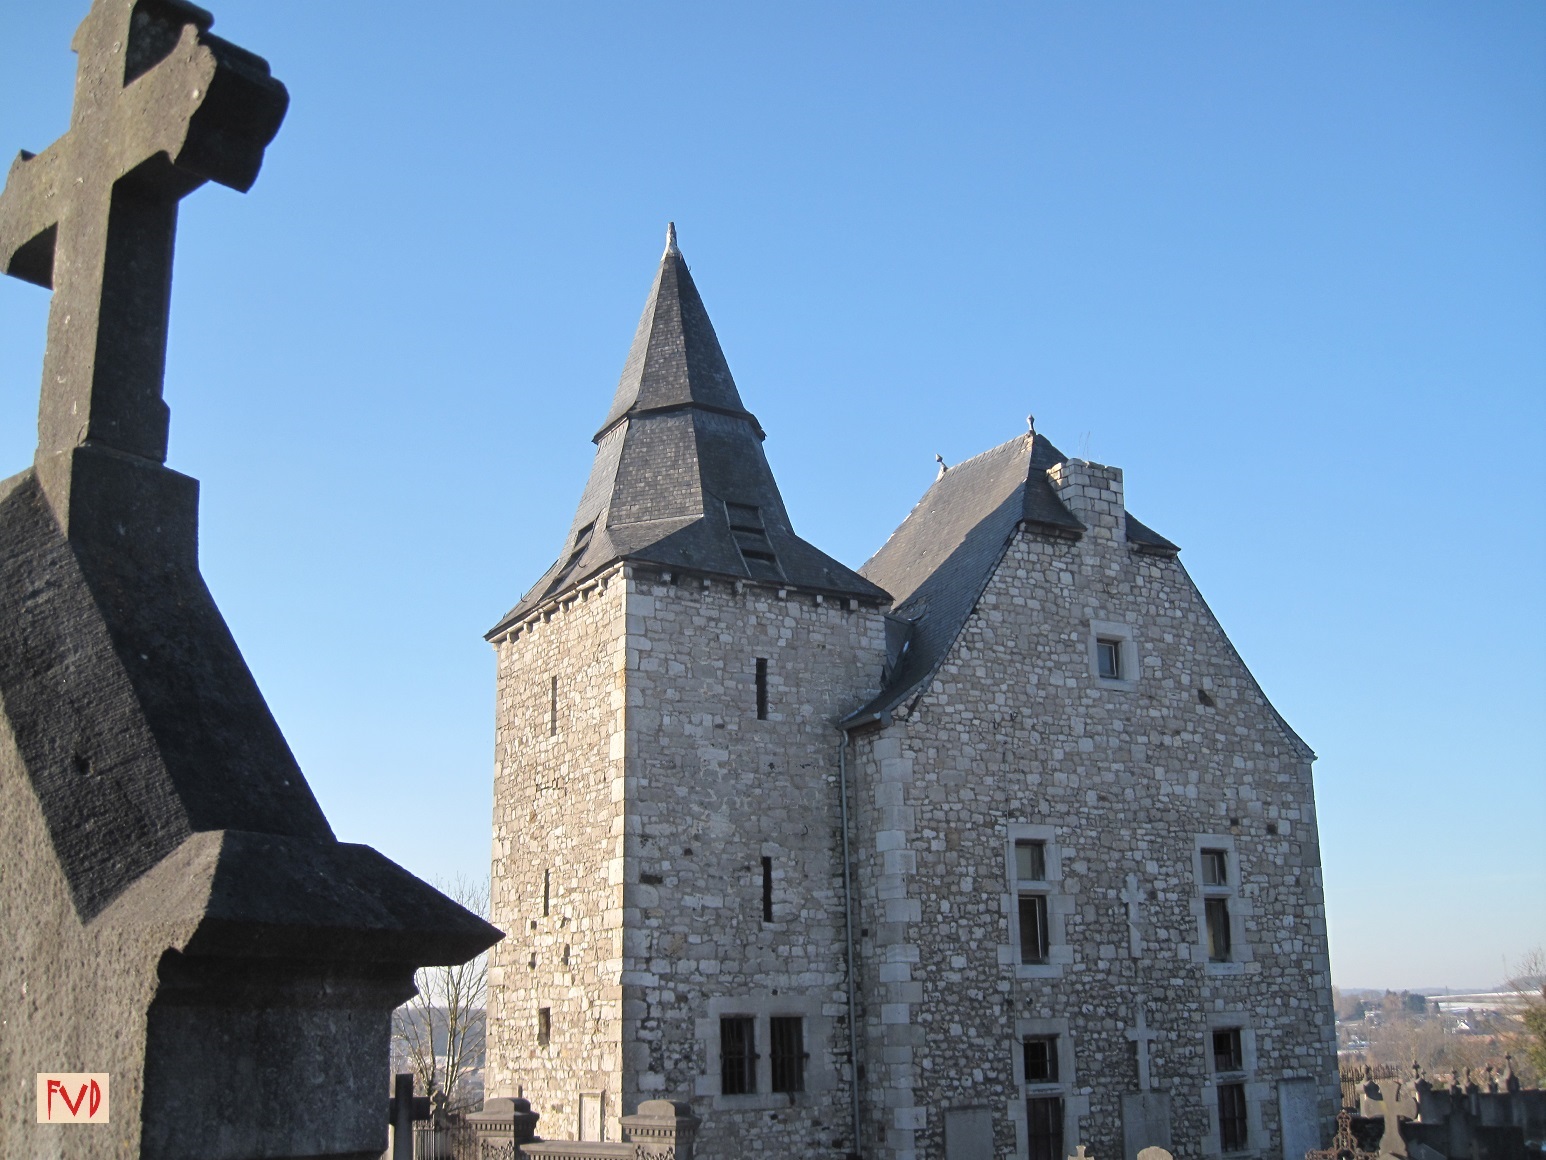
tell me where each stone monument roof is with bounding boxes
[490,227,889,636]
[846,430,1179,724]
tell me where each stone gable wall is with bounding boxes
[849,460,1337,1160]
[488,568,629,1140]
[618,571,889,1158]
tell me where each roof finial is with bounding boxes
[664,221,679,257]
[1026,413,1036,439]
[935,453,948,479]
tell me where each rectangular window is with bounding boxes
[1201,848,1229,886]
[770,1016,806,1093]
[1218,1081,1248,1151]
[1023,1035,1059,1084]
[1026,1095,1065,1160]
[761,856,774,923]
[755,657,769,720]
[537,1007,551,1047]
[720,1016,756,1095]
[1018,894,1050,964]
[1015,839,1047,882]
[1096,638,1122,679]
[549,675,558,736]
[1213,1028,1243,1073]
[1206,897,1232,962]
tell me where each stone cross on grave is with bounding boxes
[0,0,286,468]
[1121,873,1145,957]
[1126,1000,1160,1091]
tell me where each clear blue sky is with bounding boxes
[2,2,1541,991]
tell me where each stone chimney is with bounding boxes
[1046,459,1125,541]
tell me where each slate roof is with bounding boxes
[490,229,889,636]
[846,431,1180,724]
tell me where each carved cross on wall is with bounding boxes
[1121,873,1145,957]
[1126,1000,1160,1092]
[0,0,286,466]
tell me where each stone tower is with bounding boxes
[484,226,890,1153]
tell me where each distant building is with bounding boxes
[483,229,1338,1159]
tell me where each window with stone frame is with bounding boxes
[1196,841,1244,968]
[720,1016,756,1095]
[1006,825,1068,979]
[1206,1019,1255,1156]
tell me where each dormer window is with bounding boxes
[726,502,782,581]
[551,520,596,589]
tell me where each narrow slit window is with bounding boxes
[720,1016,756,1095]
[536,1007,551,1047]
[549,675,558,737]
[761,856,774,923]
[770,1016,806,1093]
[543,868,550,917]
[1206,897,1232,962]
[755,657,768,720]
[1018,894,1050,964]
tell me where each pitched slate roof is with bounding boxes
[490,228,888,636]
[846,431,1179,724]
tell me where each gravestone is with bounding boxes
[943,1105,994,1159]
[0,2,501,1158]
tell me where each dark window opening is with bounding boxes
[1015,839,1047,882]
[755,657,768,720]
[1019,894,1050,964]
[549,675,558,737]
[770,1016,806,1093]
[537,1007,551,1047]
[543,868,550,917]
[720,1016,756,1095]
[761,856,774,923]
[1206,897,1232,962]
[1218,1081,1249,1151]
[1023,1036,1059,1084]
[1213,1028,1243,1072]
[1027,1096,1065,1160]
[1096,638,1122,679]
[1201,848,1228,886]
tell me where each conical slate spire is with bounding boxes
[593,225,760,442]
[490,229,888,636]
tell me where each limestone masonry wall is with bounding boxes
[848,459,1337,1160]
[620,572,889,1158]
[488,568,628,1141]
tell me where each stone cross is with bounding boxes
[1121,873,1145,957]
[0,0,286,466]
[1125,1000,1160,1091]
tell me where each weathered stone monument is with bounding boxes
[0,2,501,1156]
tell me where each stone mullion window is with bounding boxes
[1002,823,1072,979]
[1203,1015,1264,1157]
[1011,1017,1089,1160]
[1192,835,1253,974]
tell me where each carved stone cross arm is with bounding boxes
[0,0,286,466]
